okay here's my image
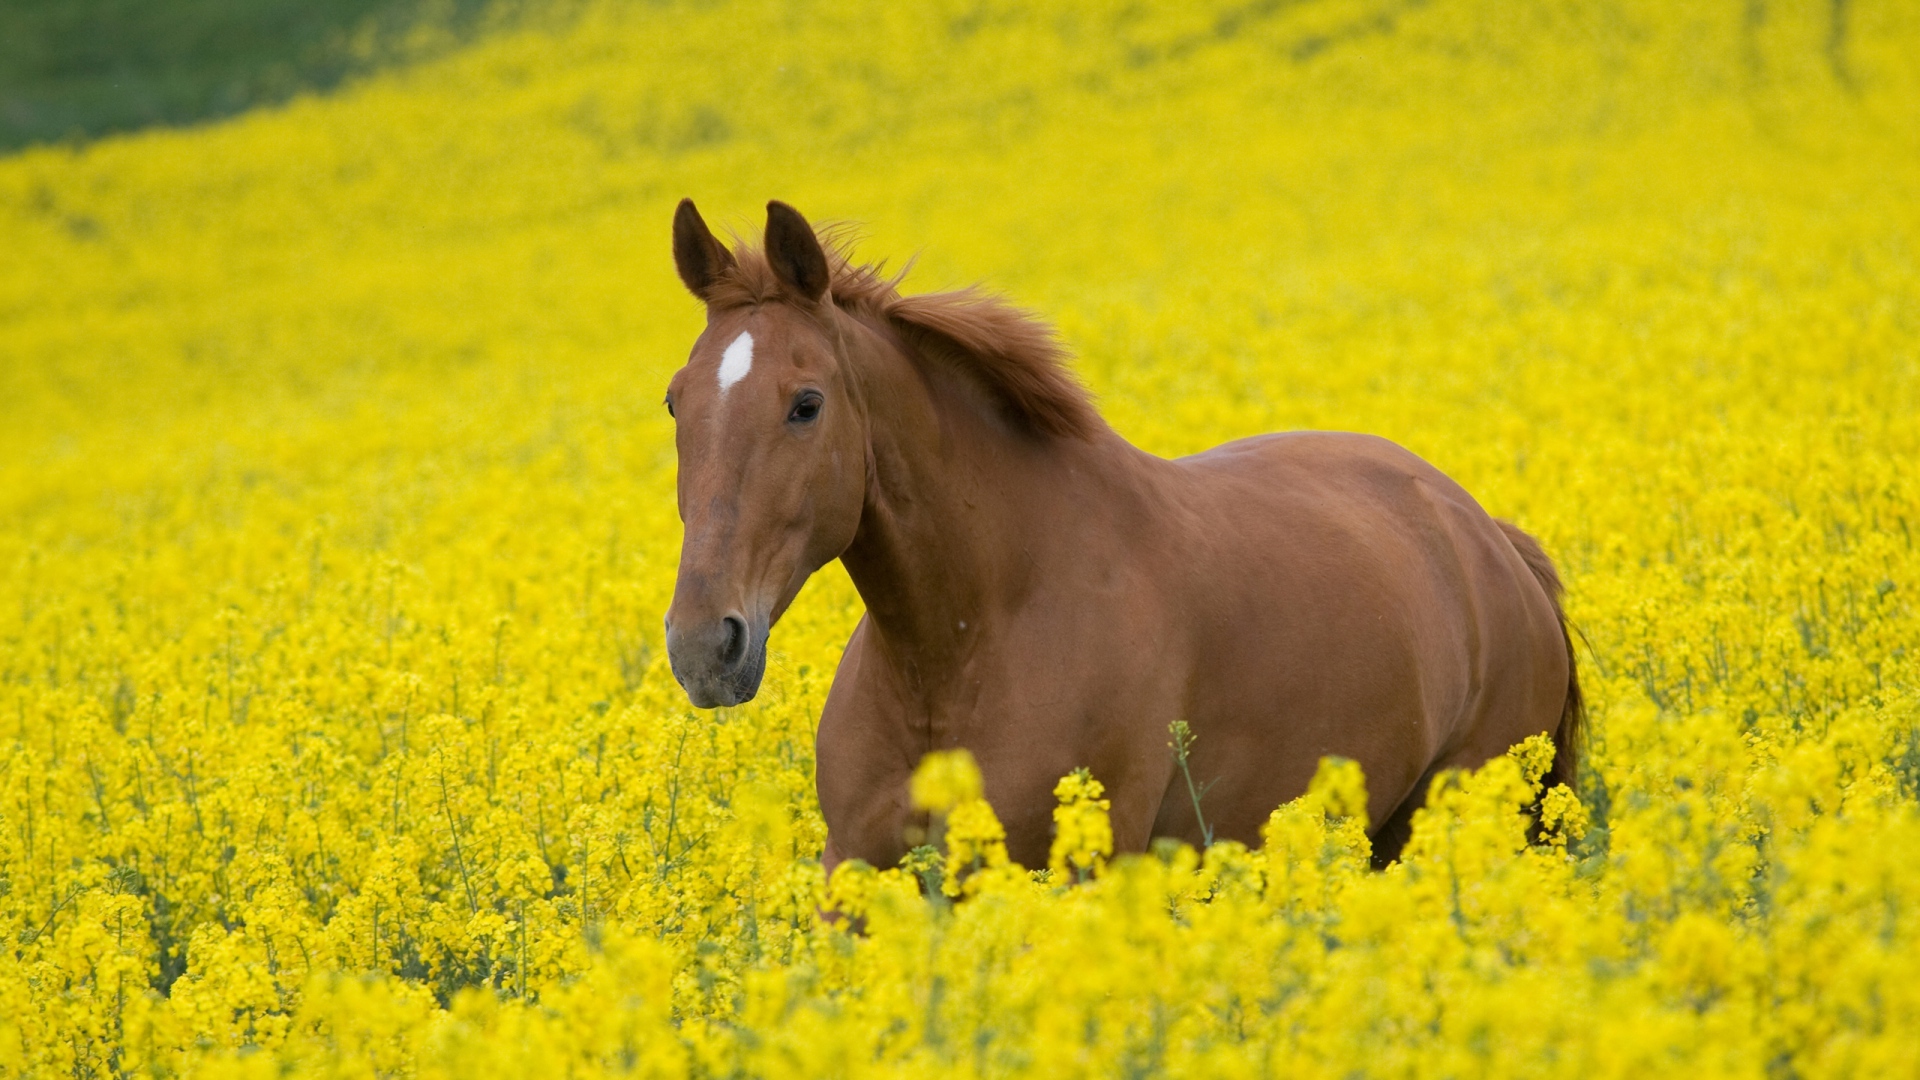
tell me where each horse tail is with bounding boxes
[1498,519,1584,793]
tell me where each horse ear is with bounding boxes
[765,201,831,302]
[673,198,735,301]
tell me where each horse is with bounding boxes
[661,199,1582,873]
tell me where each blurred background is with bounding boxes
[0,0,507,151]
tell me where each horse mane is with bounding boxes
[704,229,1101,441]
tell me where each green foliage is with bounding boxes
[0,0,504,151]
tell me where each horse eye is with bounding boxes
[664,396,675,418]
[788,393,823,424]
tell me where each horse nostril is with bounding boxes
[719,615,748,669]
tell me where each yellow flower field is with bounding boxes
[3,0,1919,1075]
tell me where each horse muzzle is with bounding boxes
[665,611,769,708]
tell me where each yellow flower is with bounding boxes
[1303,755,1371,827]
[1509,732,1559,792]
[1538,784,1591,852]
[941,798,1010,897]
[493,851,550,903]
[909,748,984,814]
[1048,768,1114,880]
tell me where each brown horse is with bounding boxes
[663,199,1582,872]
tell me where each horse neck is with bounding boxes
[836,317,1122,689]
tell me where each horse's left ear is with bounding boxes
[765,201,831,302]
[674,198,736,302]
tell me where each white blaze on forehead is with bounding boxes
[716,331,754,395]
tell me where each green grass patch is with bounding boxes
[0,0,501,152]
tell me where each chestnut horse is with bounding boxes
[663,199,1582,871]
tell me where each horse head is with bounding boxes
[662,200,870,708]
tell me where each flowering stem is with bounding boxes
[438,769,479,914]
[1169,721,1215,848]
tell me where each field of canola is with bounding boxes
[4,0,1920,1075]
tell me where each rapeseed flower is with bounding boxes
[3,0,1918,1074]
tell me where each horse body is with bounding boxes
[818,421,1568,872]
[663,199,1580,875]
[1151,433,1571,858]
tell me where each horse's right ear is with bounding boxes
[765,201,832,303]
[673,198,735,301]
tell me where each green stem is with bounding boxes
[1169,721,1214,848]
